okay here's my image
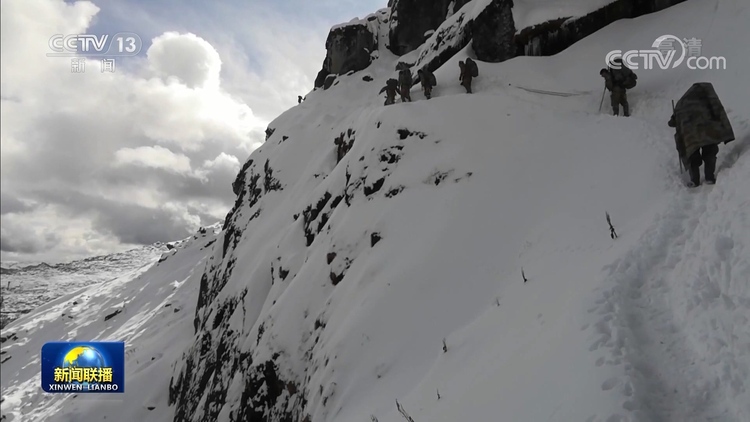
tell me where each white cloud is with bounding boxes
[114,146,193,174]
[147,32,222,89]
[0,0,272,262]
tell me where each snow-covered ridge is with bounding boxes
[1,225,220,421]
[0,223,221,328]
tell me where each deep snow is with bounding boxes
[2,0,749,421]
[0,245,166,328]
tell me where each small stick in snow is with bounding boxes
[442,338,448,353]
[396,400,416,422]
[606,212,618,239]
[437,389,441,400]
[522,267,528,283]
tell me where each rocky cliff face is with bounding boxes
[514,0,688,57]
[388,0,472,56]
[314,10,388,89]
[315,0,689,87]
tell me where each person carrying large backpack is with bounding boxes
[459,58,478,94]
[600,57,637,116]
[398,69,413,102]
[379,78,399,105]
[417,68,437,99]
[668,82,735,187]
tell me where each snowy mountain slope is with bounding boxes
[2,0,748,421]
[0,245,167,328]
[0,228,220,421]
[169,0,749,421]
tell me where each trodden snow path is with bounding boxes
[593,134,750,422]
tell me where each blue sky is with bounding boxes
[79,0,385,88]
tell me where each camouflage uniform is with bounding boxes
[601,70,629,116]
[669,82,735,186]
[398,70,412,102]
[379,79,399,105]
[459,61,472,94]
[418,69,435,99]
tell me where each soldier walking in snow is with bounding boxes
[669,82,735,187]
[418,68,437,99]
[600,58,637,116]
[398,69,413,102]
[379,78,399,106]
[459,58,478,94]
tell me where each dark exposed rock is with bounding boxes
[471,0,516,62]
[231,159,253,196]
[427,169,455,186]
[334,129,356,163]
[0,333,18,344]
[104,309,121,322]
[397,129,426,140]
[514,0,686,57]
[364,178,386,196]
[371,232,382,247]
[302,192,333,246]
[362,75,374,82]
[380,146,403,164]
[323,74,337,90]
[330,271,345,285]
[314,67,330,89]
[388,0,471,55]
[316,21,378,87]
[385,186,405,198]
[263,159,283,192]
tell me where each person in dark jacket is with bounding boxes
[417,68,436,99]
[600,68,629,116]
[379,78,399,105]
[398,69,413,102]
[459,60,473,94]
[668,82,735,187]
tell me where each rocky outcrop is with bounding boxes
[407,0,690,79]
[471,0,516,62]
[314,12,387,89]
[388,0,472,56]
[326,23,376,75]
[315,0,690,90]
[514,0,688,57]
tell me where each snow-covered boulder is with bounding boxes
[314,12,388,88]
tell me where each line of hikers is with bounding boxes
[379,58,479,105]
[599,57,735,187]
[377,55,735,188]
